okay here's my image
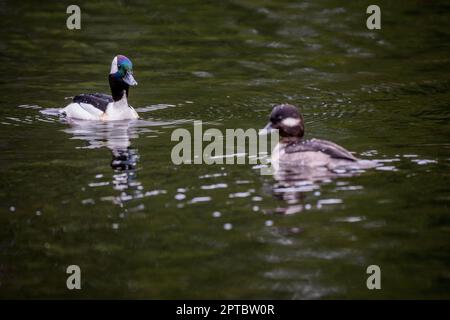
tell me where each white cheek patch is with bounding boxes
[281,117,300,127]
[110,56,118,74]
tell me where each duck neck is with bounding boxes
[109,73,130,102]
[280,136,302,144]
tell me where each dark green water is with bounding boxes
[0,0,449,298]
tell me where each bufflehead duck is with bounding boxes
[263,104,378,172]
[60,55,139,121]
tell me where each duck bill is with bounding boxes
[258,122,273,136]
[123,71,138,86]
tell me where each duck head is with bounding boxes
[109,55,138,101]
[262,104,305,139]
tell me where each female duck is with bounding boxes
[262,104,377,172]
[60,55,139,121]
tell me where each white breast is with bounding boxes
[104,105,139,121]
[104,95,138,121]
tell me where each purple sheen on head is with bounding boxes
[116,55,133,72]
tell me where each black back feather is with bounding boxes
[73,93,113,112]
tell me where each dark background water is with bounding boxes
[0,0,449,298]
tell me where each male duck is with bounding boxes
[263,104,378,172]
[60,55,139,121]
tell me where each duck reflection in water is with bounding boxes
[268,167,362,215]
[63,119,145,207]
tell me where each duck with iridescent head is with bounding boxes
[60,55,139,121]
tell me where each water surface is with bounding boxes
[0,0,449,298]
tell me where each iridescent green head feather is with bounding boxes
[110,55,137,86]
[117,55,133,77]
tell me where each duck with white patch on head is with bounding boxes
[60,55,139,121]
[261,104,379,173]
